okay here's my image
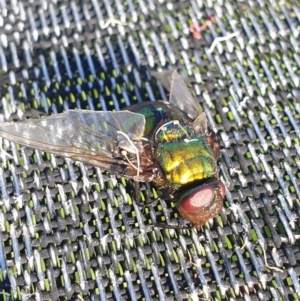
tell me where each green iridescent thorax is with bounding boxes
[129,101,186,138]
[154,120,217,191]
[128,101,217,191]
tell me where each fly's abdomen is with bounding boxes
[155,138,217,190]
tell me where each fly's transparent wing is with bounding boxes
[168,71,201,120]
[154,70,209,134]
[152,70,174,91]
[0,110,149,177]
[153,70,201,120]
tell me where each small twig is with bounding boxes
[240,237,248,250]
[189,16,216,40]
[207,31,240,54]
[260,243,284,273]
[236,96,249,113]
[241,237,284,273]
[102,19,127,29]
[75,294,85,301]
[187,251,198,267]
[0,292,10,296]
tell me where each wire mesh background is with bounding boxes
[0,0,299,300]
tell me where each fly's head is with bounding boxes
[176,179,225,228]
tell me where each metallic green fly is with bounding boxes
[0,71,225,227]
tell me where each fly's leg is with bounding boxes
[133,180,142,205]
[207,131,220,160]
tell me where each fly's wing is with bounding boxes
[152,70,174,91]
[154,70,208,134]
[153,70,201,120]
[168,71,201,120]
[0,110,149,178]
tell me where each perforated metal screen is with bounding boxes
[0,1,299,301]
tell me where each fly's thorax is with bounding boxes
[154,120,217,191]
[127,101,191,139]
[128,102,170,138]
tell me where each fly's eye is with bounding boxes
[176,181,225,227]
[179,185,216,211]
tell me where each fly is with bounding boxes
[0,71,225,227]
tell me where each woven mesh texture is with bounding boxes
[0,0,299,300]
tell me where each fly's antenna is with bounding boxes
[117,131,140,177]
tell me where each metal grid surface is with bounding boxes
[0,0,299,300]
